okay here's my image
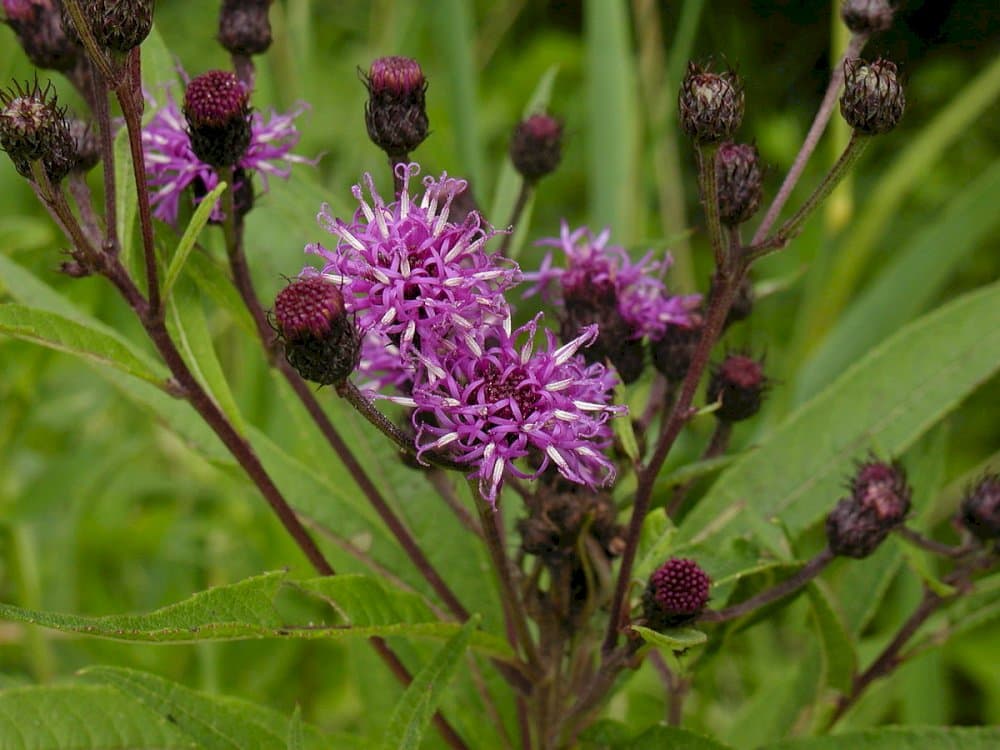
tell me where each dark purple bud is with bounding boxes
[959,474,1000,542]
[841,0,894,35]
[650,320,702,384]
[3,0,79,70]
[707,353,768,422]
[841,58,905,135]
[274,276,360,385]
[643,558,711,629]
[715,141,762,226]
[826,459,911,558]
[363,56,428,158]
[217,0,272,57]
[183,70,251,168]
[509,113,563,182]
[518,486,624,562]
[0,79,74,183]
[679,61,744,144]
[561,278,645,385]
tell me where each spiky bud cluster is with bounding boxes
[650,321,702,384]
[183,70,251,168]
[841,0,894,35]
[642,558,711,630]
[218,0,272,57]
[959,474,1000,543]
[826,459,911,558]
[841,58,905,135]
[562,280,645,384]
[60,0,155,53]
[273,276,360,386]
[715,142,762,226]
[3,0,79,70]
[679,61,744,144]
[0,80,74,183]
[509,113,563,182]
[363,56,428,159]
[518,485,625,563]
[707,354,768,422]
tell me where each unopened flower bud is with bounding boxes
[67,117,99,172]
[184,70,251,168]
[3,0,79,70]
[679,61,744,144]
[707,354,768,422]
[61,0,154,53]
[715,142,762,226]
[959,474,1000,542]
[826,459,911,558]
[509,113,562,182]
[274,276,360,385]
[0,80,75,183]
[840,58,904,135]
[218,0,272,57]
[840,0,894,35]
[561,279,645,384]
[650,320,702,383]
[642,558,711,630]
[363,56,428,158]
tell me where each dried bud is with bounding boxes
[840,58,904,135]
[707,354,768,422]
[218,0,272,57]
[826,459,911,558]
[841,0,894,35]
[561,279,645,385]
[509,113,562,182]
[650,320,702,383]
[363,56,428,158]
[679,61,744,144]
[273,276,360,385]
[518,486,625,562]
[715,142,762,226]
[642,558,711,630]
[959,474,1000,542]
[67,117,99,172]
[0,79,75,183]
[3,0,79,70]
[61,0,155,53]
[183,70,251,168]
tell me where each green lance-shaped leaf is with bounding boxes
[758,726,1000,750]
[379,615,479,750]
[0,303,168,388]
[676,281,1000,550]
[631,624,708,651]
[806,581,855,693]
[0,684,195,749]
[0,571,512,658]
[82,667,347,750]
[580,721,733,749]
[162,180,228,303]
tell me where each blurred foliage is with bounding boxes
[0,0,997,746]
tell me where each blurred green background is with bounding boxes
[1,0,997,745]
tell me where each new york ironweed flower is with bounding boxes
[141,82,310,225]
[389,313,625,506]
[309,163,517,363]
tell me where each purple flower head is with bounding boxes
[308,163,519,361]
[389,312,626,506]
[526,222,701,340]
[142,81,312,225]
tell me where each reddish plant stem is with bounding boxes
[751,32,869,245]
[114,50,162,317]
[497,178,533,257]
[88,69,119,256]
[602,260,747,655]
[390,154,410,196]
[700,547,834,623]
[895,526,971,559]
[219,199,471,623]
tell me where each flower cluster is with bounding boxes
[306,165,639,504]
[142,81,310,225]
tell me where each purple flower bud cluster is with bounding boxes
[301,164,699,505]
